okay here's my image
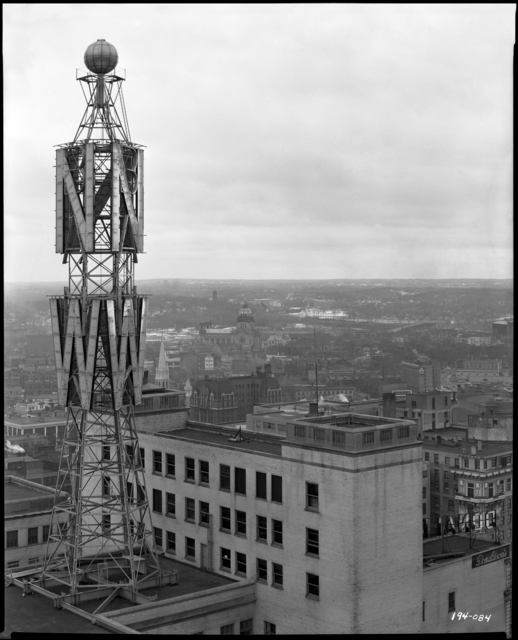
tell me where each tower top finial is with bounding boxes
[84,39,118,75]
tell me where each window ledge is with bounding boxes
[199,522,209,528]
[306,594,320,601]
[220,565,231,573]
[185,556,196,563]
[257,578,267,585]
[256,538,268,545]
[184,478,196,484]
[272,583,284,590]
[235,571,247,578]
[235,533,247,539]
[166,513,176,519]
[271,542,283,549]
[219,487,231,493]
[305,507,320,514]
[220,528,231,535]
[152,471,163,477]
[305,552,319,559]
[165,474,176,479]
[185,519,195,524]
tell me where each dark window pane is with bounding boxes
[256,471,267,499]
[271,475,282,503]
[235,468,246,495]
[166,453,175,476]
[220,464,231,490]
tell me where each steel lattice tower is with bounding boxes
[42,40,174,604]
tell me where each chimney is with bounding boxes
[477,440,482,451]
[308,402,319,416]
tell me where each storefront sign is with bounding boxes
[472,544,510,569]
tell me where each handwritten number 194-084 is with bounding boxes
[452,613,491,621]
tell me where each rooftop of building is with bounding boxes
[423,534,507,568]
[158,424,283,456]
[2,556,236,637]
[5,476,68,515]
[421,434,512,456]
[5,413,67,427]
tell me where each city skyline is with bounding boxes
[4,4,513,282]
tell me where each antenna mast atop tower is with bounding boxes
[42,39,174,606]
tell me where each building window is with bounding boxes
[463,459,469,468]
[264,622,276,635]
[380,429,392,442]
[422,601,425,622]
[398,426,410,439]
[294,425,306,438]
[221,547,231,571]
[185,457,195,482]
[239,619,253,635]
[154,527,163,548]
[272,563,283,588]
[152,489,162,514]
[306,483,319,510]
[272,520,283,546]
[475,459,480,470]
[491,458,497,468]
[186,537,195,560]
[425,452,430,461]
[166,492,176,517]
[102,444,110,461]
[422,487,426,499]
[332,430,346,445]
[271,475,282,503]
[313,428,325,442]
[102,476,110,496]
[153,450,162,474]
[236,552,247,576]
[42,525,50,543]
[166,453,175,476]
[236,510,247,536]
[6,561,19,569]
[200,460,209,485]
[434,499,439,509]
[220,623,234,635]
[185,498,195,522]
[444,482,449,492]
[444,471,449,479]
[28,527,38,545]
[235,468,246,495]
[362,431,374,445]
[306,573,320,599]
[256,472,267,499]
[306,528,319,556]
[422,503,427,515]
[445,457,450,465]
[448,591,455,612]
[221,507,231,532]
[506,478,512,492]
[102,514,111,533]
[257,558,268,583]
[434,454,439,464]
[448,500,455,511]
[257,515,267,542]
[200,501,210,526]
[167,531,176,554]
[454,458,459,468]
[220,464,231,491]
[139,448,145,468]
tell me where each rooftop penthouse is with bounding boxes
[284,413,418,453]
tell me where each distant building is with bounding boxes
[422,431,512,544]
[492,319,513,343]
[155,335,172,389]
[190,364,282,423]
[401,359,441,393]
[5,476,69,572]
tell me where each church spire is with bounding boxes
[155,334,171,389]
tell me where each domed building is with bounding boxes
[236,301,254,333]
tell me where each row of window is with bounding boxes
[425,452,512,469]
[6,525,50,549]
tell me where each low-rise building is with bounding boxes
[5,476,69,572]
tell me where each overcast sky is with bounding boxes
[4,4,514,282]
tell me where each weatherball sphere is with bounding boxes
[84,39,118,75]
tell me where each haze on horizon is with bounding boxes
[4,4,513,283]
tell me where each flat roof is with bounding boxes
[422,437,512,456]
[5,415,66,427]
[423,534,502,566]
[158,426,282,456]
[2,556,236,636]
[5,481,50,502]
